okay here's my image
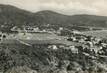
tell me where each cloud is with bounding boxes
[0,0,107,16]
[37,1,98,15]
[92,0,107,15]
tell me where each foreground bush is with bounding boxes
[5,66,37,73]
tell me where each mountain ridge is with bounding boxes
[0,4,107,32]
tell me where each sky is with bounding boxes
[0,0,107,16]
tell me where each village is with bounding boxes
[0,24,107,55]
[0,24,107,73]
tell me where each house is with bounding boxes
[69,45,78,54]
[59,27,64,31]
[67,36,77,42]
[48,45,58,50]
[23,26,40,32]
[72,30,81,34]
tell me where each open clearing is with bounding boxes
[1,32,81,46]
[81,30,107,38]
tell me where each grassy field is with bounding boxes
[81,30,107,38]
[1,32,81,46]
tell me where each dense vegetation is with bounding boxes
[0,44,106,73]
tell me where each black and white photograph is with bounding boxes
[0,0,107,73]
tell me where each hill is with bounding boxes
[35,11,107,27]
[0,4,107,32]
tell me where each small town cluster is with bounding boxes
[0,25,107,73]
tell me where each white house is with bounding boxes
[48,45,58,50]
[69,45,78,54]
